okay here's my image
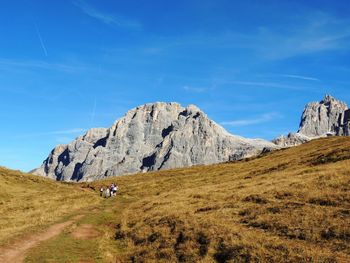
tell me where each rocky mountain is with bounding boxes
[33,102,277,182]
[273,95,350,147]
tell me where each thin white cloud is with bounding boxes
[13,128,87,139]
[45,128,87,135]
[0,58,90,72]
[221,113,281,127]
[182,85,207,93]
[136,12,350,61]
[227,81,311,91]
[34,23,48,57]
[73,0,141,29]
[279,74,320,82]
[256,12,350,59]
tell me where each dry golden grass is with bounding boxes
[90,137,350,262]
[2,137,350,262]
[0,167,100,246]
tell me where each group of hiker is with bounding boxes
[100,183,119,198]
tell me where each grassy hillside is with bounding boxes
[88,137,350,262]
[1,137,350,262]
[0,167,100,246]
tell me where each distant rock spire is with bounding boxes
[298,95,348,137]
[273,95,350,147]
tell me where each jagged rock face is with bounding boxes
[273,95,350,148]
[337,109,350,136]
[33,102,277,182]
[298,95,348,137]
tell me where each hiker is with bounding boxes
[109,184,114,197]
[113,184,118,196]
[105,187,110,198]
[100,186,104,197]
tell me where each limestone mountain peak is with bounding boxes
[32,102,276,182]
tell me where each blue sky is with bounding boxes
[1,0,350,171]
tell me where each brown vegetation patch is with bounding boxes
[274,191,293,199]
[248,163,289,176]
[214,239,252,263]
[243,194,268,204]
[310,148,350,165]
[308,197,337,207]
[195,206,220,213]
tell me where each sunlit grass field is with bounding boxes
[0,167,100,246]
[1,137,350,262]
[93,137,350,262]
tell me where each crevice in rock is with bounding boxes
[162,125,174,138]
[57,148,70,166]
[193,112,201,119]
[179,109,189,117]
[159,140,174,170]
[71,162,84,181]
[93,137,107,148]
[150,105,155,118]
[54,148,70,181]
[140,152,157,171]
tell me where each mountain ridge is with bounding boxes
[33,95,350,182]
[33,102,276,182]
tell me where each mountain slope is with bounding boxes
[33,102,276,182]
[2,137,350,262]
[0,166,99,245]
[86,136,350,262]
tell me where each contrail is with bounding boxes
[34,23,48,57]
[280,74,320,82]
[90,99,97,126]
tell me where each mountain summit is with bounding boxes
[33,102,276,182]
[273,95,350,147]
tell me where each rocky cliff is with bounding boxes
[273,95,350,147]
[33,102,277,182]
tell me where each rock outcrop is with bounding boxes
[337,109,350,136]
[298,95,348,137]
[272,133,310,147]
[33,102,277,182]
[273,95,350,147]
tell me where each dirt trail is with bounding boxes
[0,215,84,263]
[71,224,100,240]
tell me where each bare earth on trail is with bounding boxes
[0,215,83,263]
[71,224,100,240]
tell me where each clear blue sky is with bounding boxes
[1,0,350,171]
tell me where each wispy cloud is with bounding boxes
[136,12,350,61]
[73,0,141,29]
[279,74,320,82]
[0,58,91,73]
[182,85,207,93]
[44,128,87,135]
[221,113,281,127]
[13,128,87,139]
[34,23,48,57]
[255,12,350,59]
[226,81,312,91]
